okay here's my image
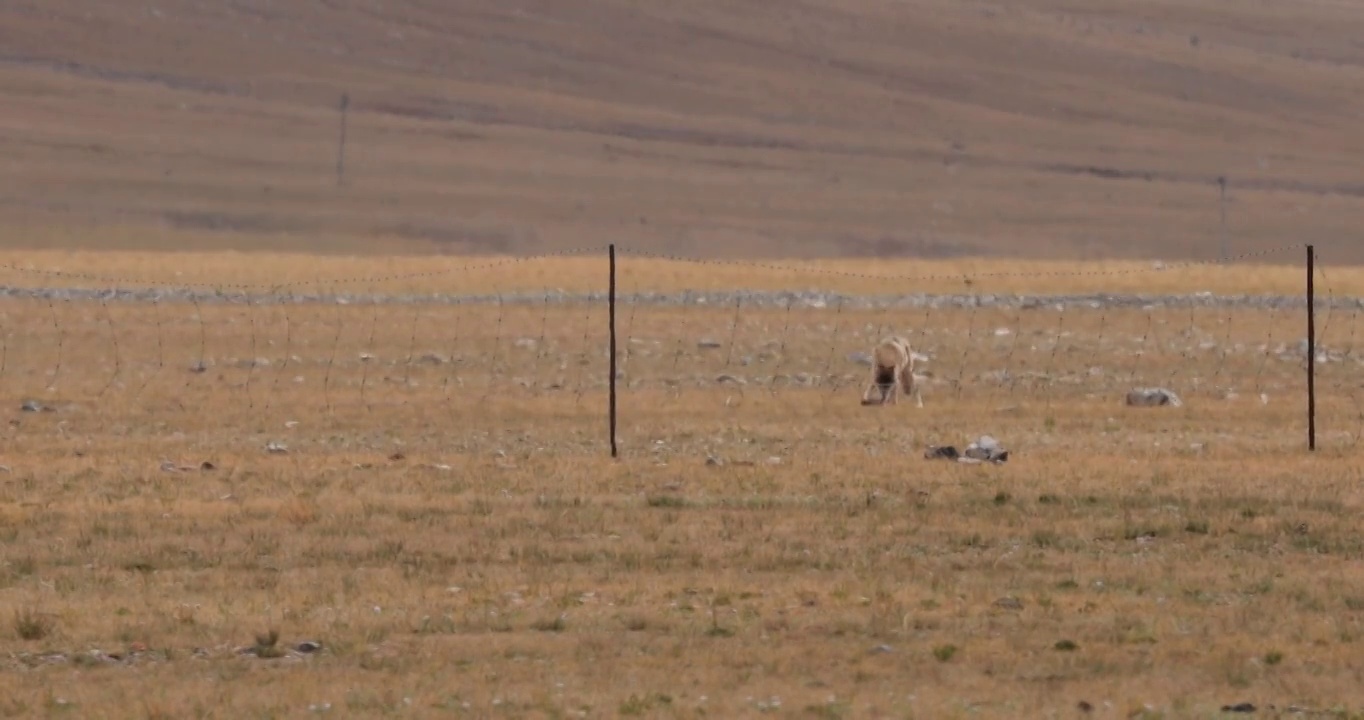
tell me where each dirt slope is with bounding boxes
[1,0,1362,261]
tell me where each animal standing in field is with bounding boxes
[861,335,923,407]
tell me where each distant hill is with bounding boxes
[1,0,1362,261]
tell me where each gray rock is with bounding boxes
[1125,387,1183,407]
[993,596,1024,611]
[697,338,722,349]
[3,285,1364,313]
[958,435,1010,463]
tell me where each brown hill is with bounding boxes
[1,0,1362,261]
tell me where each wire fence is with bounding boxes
[0,242,1351,459]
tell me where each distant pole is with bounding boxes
[1217,176,1228,260]
[608,244,619,459]
[1306,244,1316,451]
[336,93,350,187]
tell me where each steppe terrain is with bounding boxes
[1,251,1363,718]
[5,1,1364,718]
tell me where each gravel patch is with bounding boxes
[0,286,1355,310]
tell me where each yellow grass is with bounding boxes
[3,255,1364,717]
[1,248,1363,297]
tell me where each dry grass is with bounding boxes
[2,255,1364,717]
[3,0,1364,261]
[1,247,1363,297]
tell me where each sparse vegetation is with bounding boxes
[0,255,1358,717]
[0,255,1353,720]
[12,608,53,642]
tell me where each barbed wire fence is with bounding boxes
[0,242,1353,460]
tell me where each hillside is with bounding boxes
[1,0,1363,261]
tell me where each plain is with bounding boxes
[1,253,1363,718]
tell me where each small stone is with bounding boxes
[265,441,289,454]
[993,596,1024,611]
[697,339,722,349]
[1125,387,1183,407]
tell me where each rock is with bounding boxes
[963,435,1009,463]
[20,400,49,412]
[924,446,960,461]
[1125,387,1183,407]
[715,374,745,385]
[514,338,537,349]
[869,644,894,654]
[417,353,449,365]
[296,640,323,654]
[1220,703,1256,713]
[993,596,1023,611]
[265,441,289,455]
[697,339,722,349]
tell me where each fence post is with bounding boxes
[1217,176,1228,260]
[609,244,619,458]
[1307,244,1316,451]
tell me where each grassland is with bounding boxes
[2,255,1364,718]
[3,0,1364,262]
[2,247,1363,297]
